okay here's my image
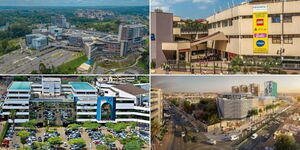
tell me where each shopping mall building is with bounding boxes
[152,0,300,69]
[0,78,150,124]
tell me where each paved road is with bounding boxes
[157,101,233,150]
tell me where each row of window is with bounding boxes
[226,35,295,44]
[209,13,300,29]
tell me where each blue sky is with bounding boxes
[152,0,247,19]
[152,76,300,93]
[0,0,149,6]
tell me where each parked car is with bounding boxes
[251,133,258,140]
[207,139,216,145]
[230,135,239,141]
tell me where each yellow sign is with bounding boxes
[253,5,268,53]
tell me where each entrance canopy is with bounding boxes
[191,31,228,46]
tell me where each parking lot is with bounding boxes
[4,122,150,150]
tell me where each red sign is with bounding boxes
[256,19,264,26]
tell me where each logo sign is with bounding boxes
[253,5,268,53]
[151,33,155,41]
[256,40,265,47]
[256,19,264,26]
[254,33,267,38]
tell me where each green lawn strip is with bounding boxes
[56,54,88,74]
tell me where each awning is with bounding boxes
[191,31,228,46]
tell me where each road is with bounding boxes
[237,105,295,150]
[158,101,233,150]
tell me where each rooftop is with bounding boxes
[69,82,96,91]
[113,84,148,96]
[9,82,32,91]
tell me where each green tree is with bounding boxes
[18,130,30,145]
[20,120,37,130]
[18,146,32,150]
[124,140,143,150]
[274,134,299,150]
[83,121,100,130]
[13,76,28,81]
[9,109,16,130]
[67,124,81,130]
[151,119,160,139]
[48,136,63,148]
[68,138,86,147]
[96,145,109,150]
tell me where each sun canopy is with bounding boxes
[191,31,228,46]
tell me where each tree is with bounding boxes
[13,76,28,81]
[18,130,30,145]
[68,138,86,147]
[83,121,100,130]
[155,9,164,13]
[18,146,32,150]
[9,110,16,130]
[274,134,299,150]
[124,140,143,150]
[67,124,81,130]
[151,119,160,139]
[96,145,109,150]
[20,120,37,130]
[48,136,63,148]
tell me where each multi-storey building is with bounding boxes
[118,24,147,57]
[25,34,48,50]
[51,15,70,29]
[151,88,164,125]
[250,83,260,96]
[151,12,208,67]
[216,93,258,120]
[1,78,150,124]
[207,0,300,69]
[264,81,278,97]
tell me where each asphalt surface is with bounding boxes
[162,101,233,150]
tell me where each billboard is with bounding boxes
[253,5,268,53]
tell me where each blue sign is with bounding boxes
[256,40,265,47]
[96,97,116,121]
[151,33,155,41]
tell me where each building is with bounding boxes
[250,83,260,96]
[232,86,240,93]
[25,34,48,50]
[151,12,208,67]
[68,35,84,47]
[151,88,164,125]
[1,78,150,124]
[118,24,147,57]
[264,81,278,97]
[206,0,300,69]
[239,85,249,93]
[216,93,258,120]
[48,26,63,36]
[51,15,70,28]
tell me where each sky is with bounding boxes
[152,76,300,93]
[151,0,248,19]
[0,0,149,6]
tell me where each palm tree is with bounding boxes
[9,109,17,129]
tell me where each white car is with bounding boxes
[230,135,239,141]
[252,127,257,131]
[181,131,185,137]
[207,139,217,145]
[251,133,258,139]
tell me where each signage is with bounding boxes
[253,5,268,53]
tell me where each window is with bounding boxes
[229,19,233,26]
[222,20,228,27]
[284,35,293,44]
[272,35,281,44]
[283,14,292,23]
[271,15,281,23]
[217,22,221,28]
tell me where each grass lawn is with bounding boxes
[55,53,88,74]
[98,53,140,69]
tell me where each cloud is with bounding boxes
[151,0,216,12]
